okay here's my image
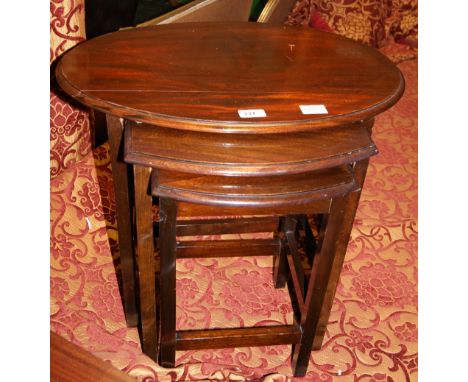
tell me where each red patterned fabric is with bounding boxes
[308,9,334,32]
[385,0,418,47]
[378,39,418,64]
[285,0,314,26]
[287,0,418,49]
[50,43,417,382]
[50,0,92,178]
[314,0,392,47]
[286,0,392,47]
[50,0,86,62]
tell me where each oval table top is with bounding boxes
[56,22,404,134]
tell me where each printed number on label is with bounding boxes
[238,109,267,118]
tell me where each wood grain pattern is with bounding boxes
[176,238,280,258]
[124,121,377,176]
[151,163,362,374]
[158,197,179,367]
[151,167,358,207]
[291,195,349,376]
[106,115,138,327]
[176,199,332,217]
[311,159,371,351]
[50,332,136,382]
[176,325,301,350]
[56,22,404,134]
[133,165,157,360]
[176,216,280,236]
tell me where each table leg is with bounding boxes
[306,121,374,347]
[133,165,157,360]
[311,158,370,350]
[159,197,178,367]
[291,195,349,377]
[106,114,138,327]
[306,121,374,349]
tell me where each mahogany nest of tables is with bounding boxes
[55,21,404,377]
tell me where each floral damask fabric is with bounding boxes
[50,45,417,382]
[285,0,315,26]
[50,0,92,179]
[286,0,392,47]
[50,151,136,343]
[287,0,418,49]
[50,90,92,178]
[385,0,418,47]
[378,39,418,64]
[313,0,392,47]
[50,0,86,63]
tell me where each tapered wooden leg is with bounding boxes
[312,159,370,350]
[274,217,288,288]
[134,165,157,360]
[159,197,178,368]
[106,115,138,327]
[291,196,349,377]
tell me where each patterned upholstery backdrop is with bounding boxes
[313,0,392,47]
[50,0,92,179]
[384,0,418,47]
[285,0,315,26]
[287,0,418,48]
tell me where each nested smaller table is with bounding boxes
[124,120,377,376]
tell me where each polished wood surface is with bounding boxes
[176,237,280,258]
[176,325,301,350]
[291,196,349,375]
[124,121,377,176]
[153,179,357,376]
[106,115,138,327]
[149,153,363,376]
[133,165,157,359]
[158,197,178,368]
[56,22,404,133]
[176,216,279,236]
[311,158,370,351]
[50,332,136,382]
[176,198,331,217]
[151,167,357,206]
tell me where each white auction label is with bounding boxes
[299,104,328,115]
[238,109,267,118]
